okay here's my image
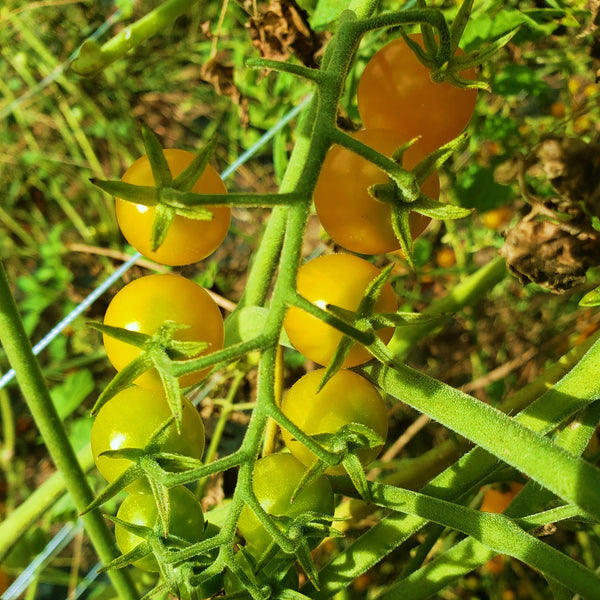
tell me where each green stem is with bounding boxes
[388,255,507,359]
[0,262,138,600]
[71,0,201,76]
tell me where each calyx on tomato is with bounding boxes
[92,125,230,265]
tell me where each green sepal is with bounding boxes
[147,478,171,537]
[90,355,153,415]
[290,457,331,504]
[105,513,154,539]
[154,452,204,470]
[171,137,217,192]
[341,452,372,503]
[90,178,160,205]
[391,204,415,269]
[452,28,520,72]
[371,311,449,328]
[318,335,355,391]
[411,132,469,183]
[142,124,172,188]
[294,537,320,590]
[88,321,150,349]
[410,195,474,220]
[449,0,474,52]
[81,463,145,514]
[97,540,154,572]
[150,202,176,252]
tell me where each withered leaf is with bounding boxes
[247,0,323,68]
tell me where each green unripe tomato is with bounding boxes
[281,369,388,475]
[114,486,206,572]
[91,386,205,493]
[237,453,335,554]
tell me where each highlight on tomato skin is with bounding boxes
[116,148,231,266]
[280,368,389,475]
[102,273,224,391]
[357,34,478,153]
[313,128,438,256]
[283,253,399,368]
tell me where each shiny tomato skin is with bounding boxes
[237,453,335,554]
[91,386,205,493]
[117,148,230,266]
[283,253,398,368]
[314,129,437,255]
[280,369,388,475]
[114,486,206,572]
[357,34,478,153]
[103,273,224,390]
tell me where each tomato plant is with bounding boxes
[102,273,224,390]
[237,453,335,554]
[314,128,438,255]
[280,368,388,474]
[117,148,230,266]
[357,34,478,153]
[114,486,206,572]
[91,386,205,493]
[284,253,398,368]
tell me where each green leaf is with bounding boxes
[580,287,600,307]
[50,370,94,420]
[454,164,514,212]
[311,0,351,29]
[224,306,269,346]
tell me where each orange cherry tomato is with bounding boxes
[358,34,478,153]
[314,129,437,255]
[283,253,398,368]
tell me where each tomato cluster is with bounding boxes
[88,29,481,595]
[88,147,233,579]
[314,33,477,257]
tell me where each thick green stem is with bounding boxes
[71,0,200,76]
[0,262,138,600]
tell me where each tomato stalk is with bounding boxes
[0,261,139,600]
